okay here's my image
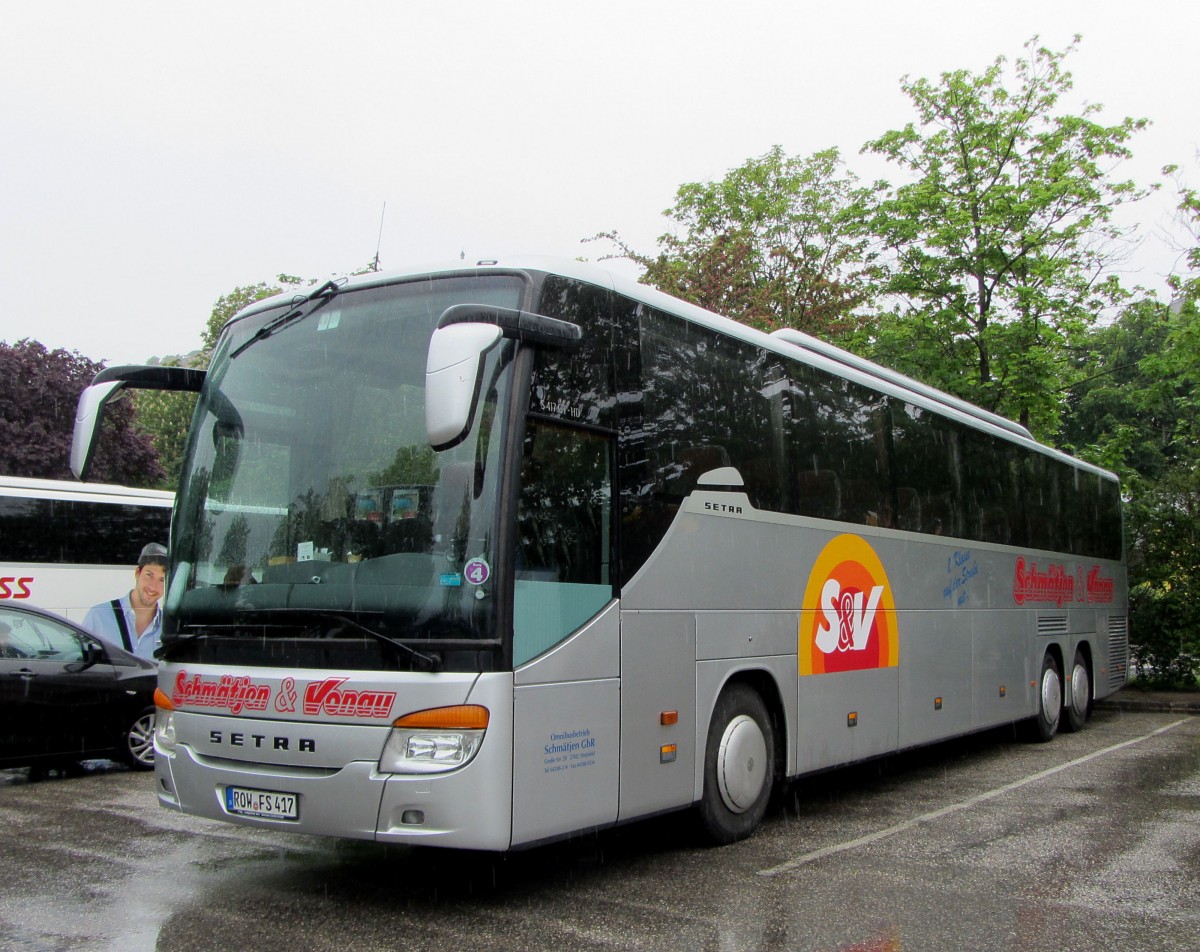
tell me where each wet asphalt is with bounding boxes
[1,698,1197,951]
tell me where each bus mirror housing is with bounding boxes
[425,323,504,450]
[71,365,206,481]
[71,380,127,480]
[425,305,582,450]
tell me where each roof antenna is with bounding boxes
[372,202,387,272]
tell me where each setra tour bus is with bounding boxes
[70,257,1127,849]
[0,475,173,622]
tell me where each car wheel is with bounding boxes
[696,683,775,844]
[119,705,156,770]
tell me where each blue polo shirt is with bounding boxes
[82,594,162,661]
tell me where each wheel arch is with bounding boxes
[1073,638,1095,689]
[696,664,791,801]
[1043,641,1066,683]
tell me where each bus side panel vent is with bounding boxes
[1036,615,1068,637]
[1107,615,1129,688]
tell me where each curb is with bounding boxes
[1097,693,1200,715]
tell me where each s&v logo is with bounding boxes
[799,534,899,675]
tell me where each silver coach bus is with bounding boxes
[72,257,1127,849]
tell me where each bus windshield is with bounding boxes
[165,274,525,668]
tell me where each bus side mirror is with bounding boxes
[71,365,206,480]
[425,304,582,451]
[71,380,128,480]
[425,323,503,450]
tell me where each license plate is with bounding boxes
[225,785,298,820]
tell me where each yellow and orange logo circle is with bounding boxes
[799,534,899,675]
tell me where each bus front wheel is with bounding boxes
[697,683,775,844]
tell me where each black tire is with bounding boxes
[119,705,156,770]
[696,683,775,844]
[1025,653,1062,743]
[1063,648,1091,733]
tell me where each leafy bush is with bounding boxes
[1129,582,1200,689]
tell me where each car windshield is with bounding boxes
[166,274,524,666]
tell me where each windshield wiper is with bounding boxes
[229,278,344,358]
[307,612,441,672]
[157,612,443,671]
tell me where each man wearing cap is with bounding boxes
[83,543,168,661]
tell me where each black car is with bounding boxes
[0,602,156,771]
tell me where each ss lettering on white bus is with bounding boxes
[0,577,34,599]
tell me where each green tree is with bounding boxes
[1126,178,1200,686]
[1062,298,1174,481]
[1064,173,1200,687]
[202,274,305,351]
[593,146,877,337]
[860,37,1151,438]
[135,274,305,488]
[132,356,200,491]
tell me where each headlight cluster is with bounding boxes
[378,705,489,774]
[153,687,176,755]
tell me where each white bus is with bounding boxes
[72,257,1127,849]
[0,475,173,622]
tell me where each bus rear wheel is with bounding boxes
[697,683,775,844]
[1063,648,1091,733]
[1026,653,1062,743]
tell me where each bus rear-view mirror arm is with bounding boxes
[71,365,206,481]
[425,305,582,451]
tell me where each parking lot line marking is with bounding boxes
[757,718,1190,877]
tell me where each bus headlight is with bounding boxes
[379,705,488,774]
[153,687,176,755]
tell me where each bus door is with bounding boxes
[509,419,620,846]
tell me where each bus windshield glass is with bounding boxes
[165,274,525,667]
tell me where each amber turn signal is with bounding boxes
[393,705,490,730]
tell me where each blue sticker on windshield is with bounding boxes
[440,573,463,587]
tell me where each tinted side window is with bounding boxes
[0,497,170,565]
[788,366,891,527]
[530,277,617,430]
[604,297,1123,566]
[961,428,1021,547]
[1068,469,1123,561]
[640,308,789,506]
[891,403,962,537]
[1018,451,1064,553]
[1095,475,1123,560]
[617,307,789,578]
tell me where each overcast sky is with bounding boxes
[1,1,1195,366]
